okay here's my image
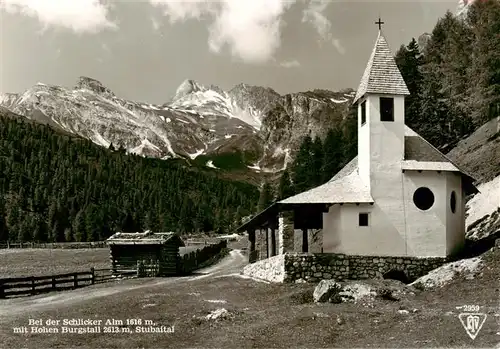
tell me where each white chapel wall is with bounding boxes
[323,203,408,256]
[358,96,370,186]
[403,171,447,257]
[322,204,341,252]
[445,172,465,255]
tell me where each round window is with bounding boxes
[413,187,435,211]
[450,191,457,213]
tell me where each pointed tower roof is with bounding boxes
[353,31,410,104]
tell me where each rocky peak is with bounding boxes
[207,84,225,96]
[75,76,114,97]
[228,83,281,112]
[173,79,206,100]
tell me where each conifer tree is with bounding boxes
[277,170,293,200]
[321,128,344,182]
[291,134,313,193]
[257,182,274,212]
[311,136,324,187]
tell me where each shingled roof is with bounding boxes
[107,230,185,246]
[278,170,374,205]
[278,125,478,205]
[353,31,410,104]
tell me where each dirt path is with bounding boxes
[0,249,247,320]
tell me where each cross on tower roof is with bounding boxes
[375,17,384,31]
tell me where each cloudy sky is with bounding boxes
[0,0,460,104]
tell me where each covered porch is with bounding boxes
[236,202,330,263]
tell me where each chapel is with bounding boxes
[238,23,478,262]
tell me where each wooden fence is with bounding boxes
[0,240,225,249]
[181,240,228,274]
[0,242,108,249]
[0,268,136,299]
[0,240,231,298]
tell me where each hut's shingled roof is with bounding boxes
[106,231,185,246]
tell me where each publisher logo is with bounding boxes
[458,313,487,340]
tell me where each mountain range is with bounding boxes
[0,77,354,176]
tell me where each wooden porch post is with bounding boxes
[302,228,308,253]
[270,228,276,257]
[249,229,256,251]
[248,228,256,263]
[266,228,270,258]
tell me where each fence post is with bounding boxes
[31,276,35,295]
[137,260,142,278]
[90,267,95,285]
[73,273,78,289]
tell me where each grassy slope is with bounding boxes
[0,249,110,278]
[0,246,498,348]
[447,116,500,184]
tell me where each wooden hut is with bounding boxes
[106,230,185,277]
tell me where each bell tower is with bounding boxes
[353,19,410,190]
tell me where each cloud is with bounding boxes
[149,0,341,63]
[279,59,301,68]
[0,0,116,33]
[332,38,346,55]
[151,17,161,31]
[302,0,346,54]
[149,0,216,22]
[302,0,331,39]
[150,0,295,64]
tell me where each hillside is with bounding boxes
[447,116,500,185]
[0,109,259,243]
[435,115,500,244]
[394,0,499,153]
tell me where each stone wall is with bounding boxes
[283,253,448,283]
[278,213,294,254]
[252,229,267,262]
[242,254,285,282]
[242,252,448,283]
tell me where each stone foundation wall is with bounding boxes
[242,252,448,283]
[242,254,285,282]
[283,253,448,283]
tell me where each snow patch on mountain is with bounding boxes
[206,160,218,169]
[188,148,205,160]
[168,80,264,130]
[466,175,500,227]
[247,164,261,171]
[90,131,111,148]
[129,138,162,157]
[331,97,348,103]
